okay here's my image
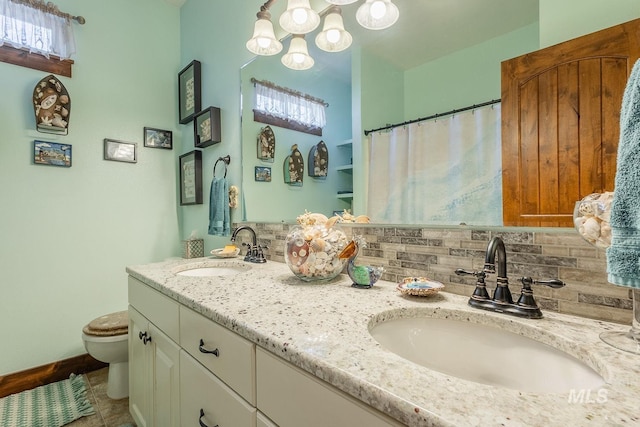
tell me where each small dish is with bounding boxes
[210,247,240,258]
[396,277,445,297]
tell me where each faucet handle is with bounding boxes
[455,268,486,279]
[519,277,565,289]
[455,269,490,300]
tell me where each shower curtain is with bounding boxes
[367,103,502,225]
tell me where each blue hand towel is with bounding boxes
[606,59,640,289]
[208,177,230,236]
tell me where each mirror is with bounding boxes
[240,0,550,226]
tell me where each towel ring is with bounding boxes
[213,155,231,178]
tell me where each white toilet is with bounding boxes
[82,310,129,399]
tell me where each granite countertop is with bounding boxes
[126,257,640,427]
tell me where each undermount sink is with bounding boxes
[176,264,251,277]
[369,315,605,393]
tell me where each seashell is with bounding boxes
[61,107,68,117]
[51,114,67,128]
[325,215,340,229]
[59,94,69,104]
[309,238,326,252]
[574,215,587,229]
[580,217,601,241]
[354,215,370,223]
[309,213,328,225]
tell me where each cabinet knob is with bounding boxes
[198,339,219,357]
[199,408,219,427]
[139,331,152,345]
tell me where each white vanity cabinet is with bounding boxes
[179,306,257,426]
[128,277,181,427]
[128,274,404,427]
[257,348,404,427]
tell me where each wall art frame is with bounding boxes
[178,60,201,124]
[194,106,221,148]
[255,166,271,182]
[179,150,203,205]
[33,140,72,167]
[144,127,173,149]
[104,139,137,163]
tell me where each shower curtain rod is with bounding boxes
[363,98,501,136]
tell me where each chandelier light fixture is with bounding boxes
[279,0,321,34]
[281,34,315,70]
[247,0,399,70]
[246,1,283,56]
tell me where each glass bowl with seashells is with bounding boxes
[573,192,613,249]
[284,210,370,282]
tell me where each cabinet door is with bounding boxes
[180,351,257,427]
[128,306,152,427]
[257,412,278,427]
[501,18,640,226]
[256,348,402,427]
[150,323,180,427]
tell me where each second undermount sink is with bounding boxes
[369,314,605,393]
[176,264,251,277]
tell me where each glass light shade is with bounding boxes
[315,8,352,52]
[279,0,320,34]
[281,35,314,70]
[246,16,283,56]
[325,0,359,4]
[356,0,399,30]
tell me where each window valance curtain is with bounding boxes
[0,0,76,59]
[254,80,327,129]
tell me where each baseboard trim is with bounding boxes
[0,354,107,398]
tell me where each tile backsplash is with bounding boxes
[240,222,632,324]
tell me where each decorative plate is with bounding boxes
[33,74,71,135]
[396,277,445,296]
[210,247,240,258]
[257,125,275,162]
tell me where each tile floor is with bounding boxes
[67,368,136,427]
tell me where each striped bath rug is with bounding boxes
[0,374,95,427]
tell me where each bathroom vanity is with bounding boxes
[126,257,640,426]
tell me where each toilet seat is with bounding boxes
[83,310,128,337]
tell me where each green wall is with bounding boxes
[240,55,352,222]
[178,0,254,249]
[0,0,181,375]
[540,0,640,48]
[403,23,539,120]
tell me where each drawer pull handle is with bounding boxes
[199,408,219,427]
[199,339,219,357]
[139,331,152,345]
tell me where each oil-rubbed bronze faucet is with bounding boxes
[455,236,565,319]
[230,226,267,263]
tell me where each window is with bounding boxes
[0,0,79,76]
[252,78,327,136]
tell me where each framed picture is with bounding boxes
[179,150,203,205]
[144,127,172,149]
[33,140,71,167]
[255,166,271,182]
[104,139,137,163]
[194,106,221,148]
[178,60,201,124]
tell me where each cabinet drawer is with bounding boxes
[257,348,403,427]
[128,276,179,342]
[180,306,256,404]
[180,351,256,427]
